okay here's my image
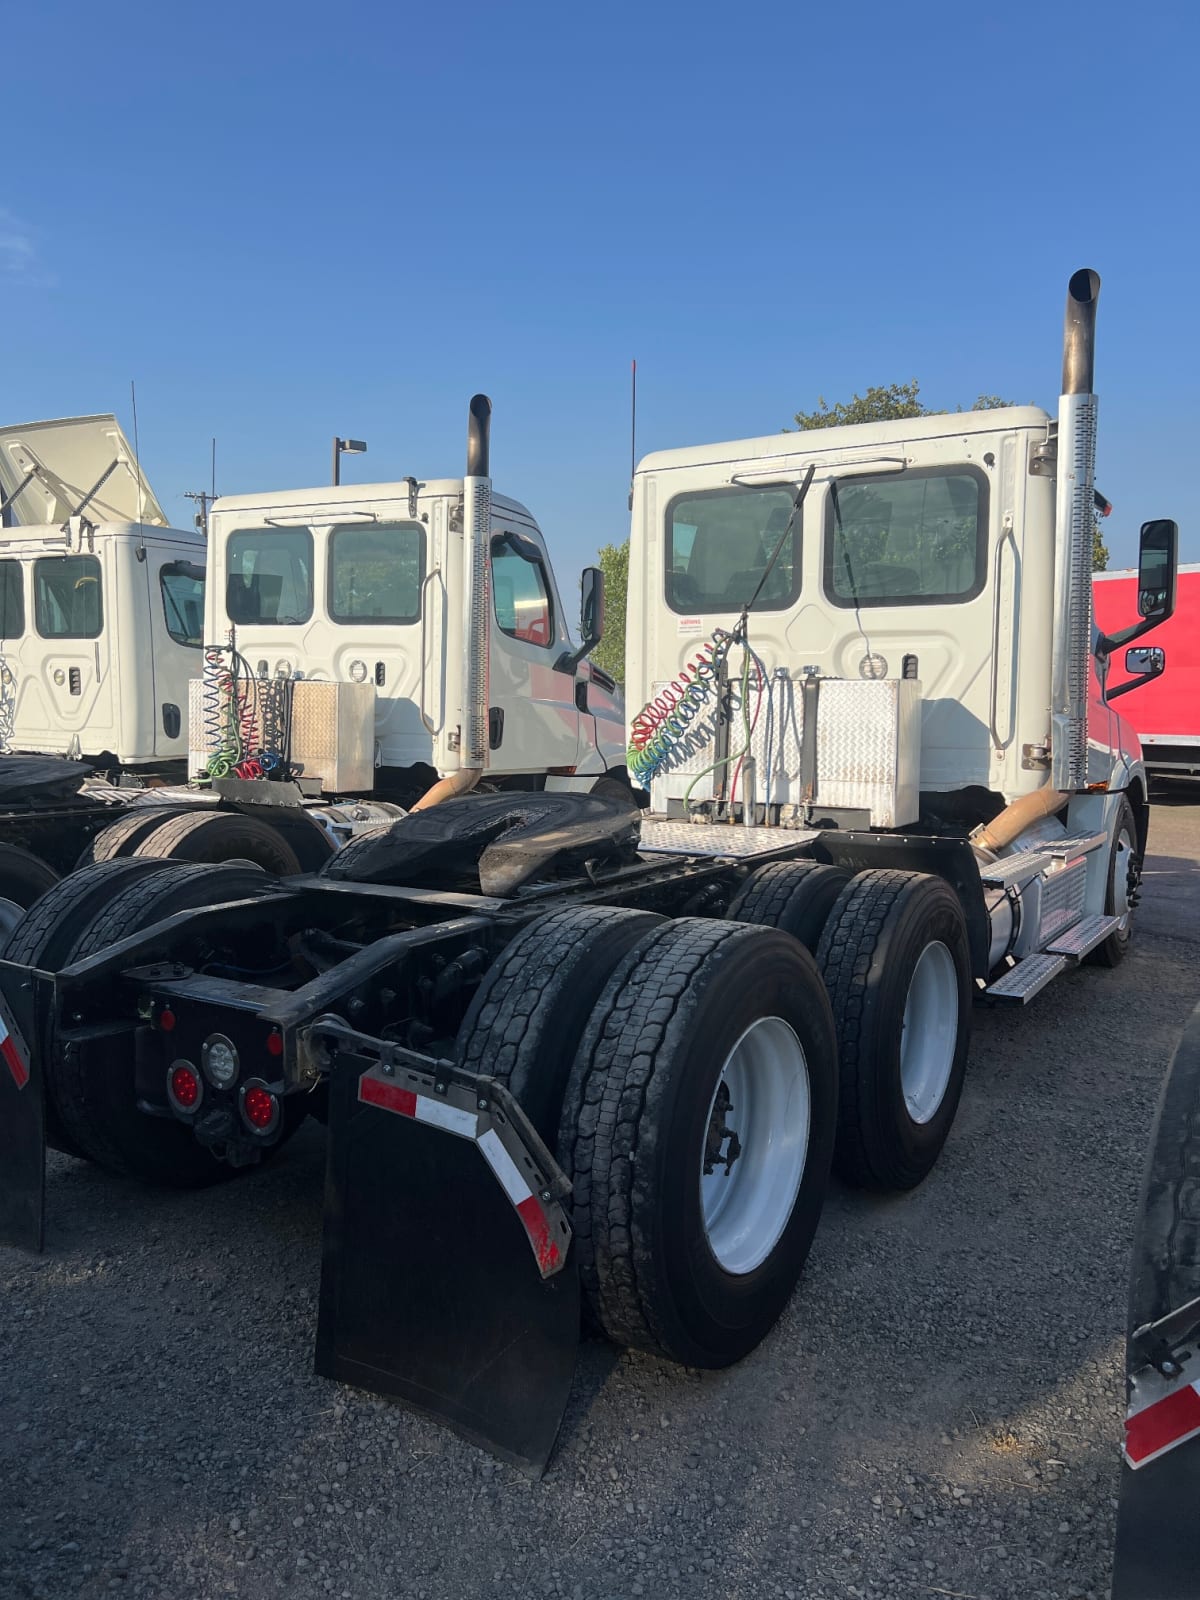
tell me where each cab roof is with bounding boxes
[212,479,536,525]
[635,405,1052,477]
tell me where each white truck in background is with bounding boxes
[0,400,628,919]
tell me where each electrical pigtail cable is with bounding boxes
[829,478,873,664]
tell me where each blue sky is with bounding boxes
[2,1,1196,581]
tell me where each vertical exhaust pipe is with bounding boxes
[1062,268,1100,396]
[411,395,492,812]
[1050,268,1101,793]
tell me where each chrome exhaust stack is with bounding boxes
[412,395,492,812]
[1050,268,1101,792]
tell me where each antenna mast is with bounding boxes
[184,438,218,536]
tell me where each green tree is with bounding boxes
[592,538,629,686]
[792,383,1109,569]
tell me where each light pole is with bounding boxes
[332,436,367,486]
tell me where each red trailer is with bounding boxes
[1094,564,1200,778]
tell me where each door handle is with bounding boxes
[988,521,1017,753]
[418,568,442,734]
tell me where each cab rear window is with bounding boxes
[824,468,988,606]
[226,530,313,625]
[35,555,103,639]
[666,486,800,614]
[328,524,424,624]
[0,560,24,638]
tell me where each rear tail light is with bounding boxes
[240,1079,281,1136]
[167,1062,202,1114]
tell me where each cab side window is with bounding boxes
[491,535,553,648]
[160,561,206,646]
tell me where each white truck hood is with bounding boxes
[0,413,167,528]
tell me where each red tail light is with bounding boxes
[167,1062,201,1114]
[240,1080,280,1135]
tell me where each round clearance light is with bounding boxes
[168,1062,202,1114]
[158,1007,178,1033]
[859,652,889,681]
[53,668,66,686]
[348,659,368,684]
[240,1080,280,1135]
[202,1034,239,1089]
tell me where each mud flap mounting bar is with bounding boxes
[311,1016,580,1476]
[0,961,47,1253]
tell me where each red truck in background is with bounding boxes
[1095,564,1200,780]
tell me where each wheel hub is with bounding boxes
[699,1016,811,1276]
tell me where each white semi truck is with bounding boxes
[0,268,1177,1477]
[0,402,628,913]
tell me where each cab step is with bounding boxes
[1045,913,1122,962]
[985,953,1068,1005]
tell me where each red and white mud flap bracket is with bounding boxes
[0,958,47,1253]
[310,1014,579,1477]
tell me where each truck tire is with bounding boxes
[0,843,59,940]
[244,807,335,872]
[132,811,302,876]
[1,859,173,1160]
[1086,794,1138,968]
[44,862,290,1185]
[727,860,852,955]
[75,807,193,866]
[456,906,663,1141]
[817,869,971,1191]
[558,919,837,1367]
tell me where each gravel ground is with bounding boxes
[3,797,1199,1600]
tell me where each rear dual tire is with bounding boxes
[458,912,838,1368]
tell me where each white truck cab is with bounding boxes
[201,402,626,803]
[0,415,205,775]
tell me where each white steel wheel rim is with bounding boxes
[699,1016,811,1276]
[900,941,958,1125]
[0,896,26,939]
[1112,823,1136,927]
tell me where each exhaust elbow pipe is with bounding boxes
[409,767,482,812]
[1062,268,1101,396]
[467,394,491,478]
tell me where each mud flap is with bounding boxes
[313,1018,579,1476]
[0,960,46,1252]
[1113,1001,1200,1599]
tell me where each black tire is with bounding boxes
[817,869,972,1191]
[245,807,335,872]
[1086,795,1138,968]
[75,807,192,867]
[0,843,59,929]
[728,860,853,955]
[558,918,838,1367]
[45,862,289,1185]
[456,906,663,1142]
[589,775,641,809]
[132,811,302,876]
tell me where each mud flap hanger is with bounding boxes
[311,1015,580,1475]
[0,960,49,1253]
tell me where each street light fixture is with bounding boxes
[332,436,367,486]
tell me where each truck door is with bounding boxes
[487,526,581,774]
[13,548,117,756]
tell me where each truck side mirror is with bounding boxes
[1096,518,1179,656]
[554,567,606,676]
[1108,644,1166,700]
[1136,519,1178,622]
[580,567,605,647]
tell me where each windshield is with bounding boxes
[666,486,800,614]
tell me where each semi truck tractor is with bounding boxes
[0,268,1178,1474]
[0,403,628,917]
